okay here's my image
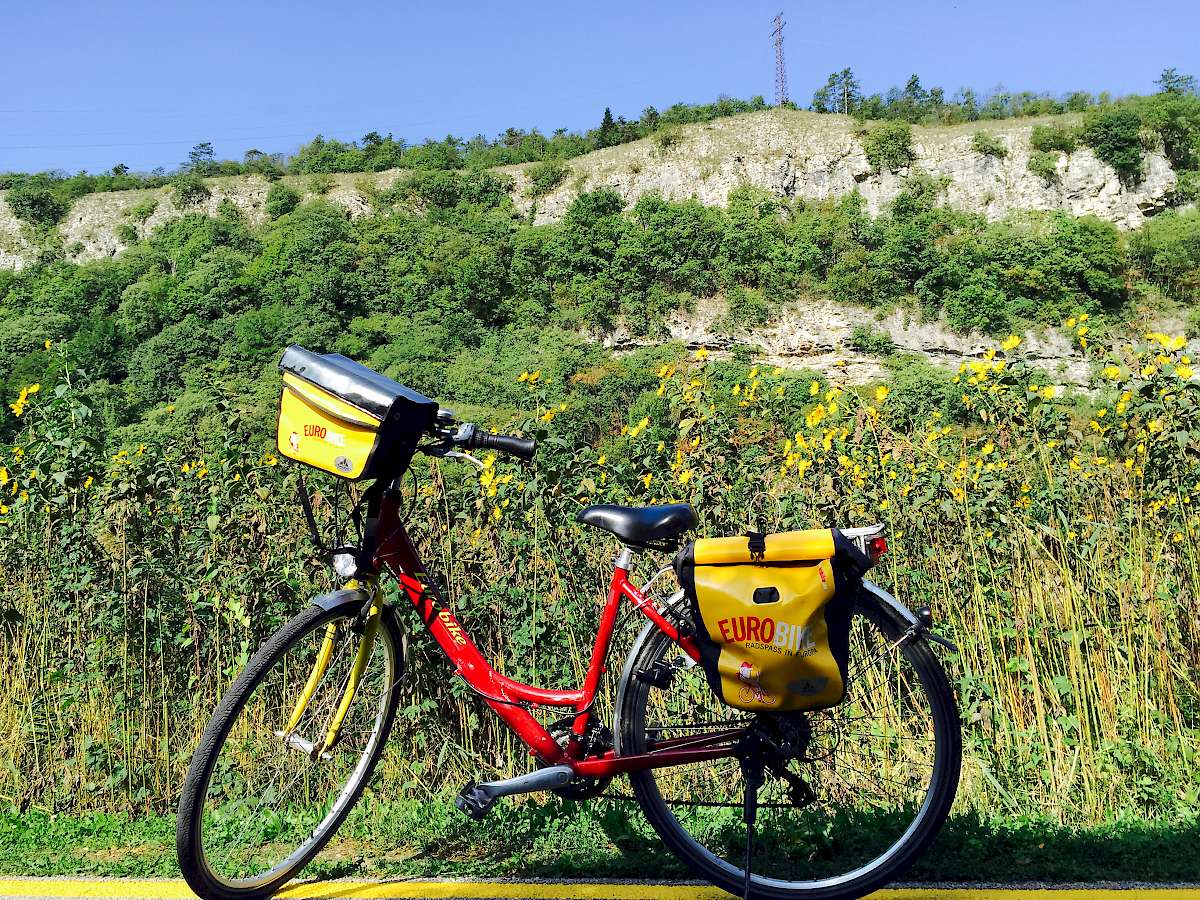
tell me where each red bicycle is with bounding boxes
[177,411,961,900]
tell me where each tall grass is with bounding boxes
[0,330,1197,826]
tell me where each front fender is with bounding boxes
[310,587,371,612]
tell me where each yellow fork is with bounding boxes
[279,578,381,756]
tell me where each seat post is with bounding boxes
[614,545,636,572]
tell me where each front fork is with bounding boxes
[279,577,382,758]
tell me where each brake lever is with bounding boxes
[445,449,486,470]
[420,441,487,470]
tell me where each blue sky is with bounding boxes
[2,0,1196,174]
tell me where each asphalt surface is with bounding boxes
[1,880,1199,899]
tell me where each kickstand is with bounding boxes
[739,750,766,900]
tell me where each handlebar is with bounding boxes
[424,416,537,464]
[466,428,537,462]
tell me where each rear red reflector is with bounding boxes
[868,536,888,563]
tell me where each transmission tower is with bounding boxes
[771,13,788,106]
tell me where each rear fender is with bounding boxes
[860,578,958,652]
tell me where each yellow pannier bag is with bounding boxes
[277,345,439,480]
[674,529,871,712]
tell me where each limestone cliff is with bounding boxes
[0,109,1186,273]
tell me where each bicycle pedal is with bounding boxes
[454,782,497,820]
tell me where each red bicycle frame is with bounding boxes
[371,489,738,778]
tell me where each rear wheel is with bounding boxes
[176,600,404,900]
[616,591,960,899]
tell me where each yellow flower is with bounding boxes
[0,468,6,486]
[809,380,820,397]
[264,455,278,466]
[1040,385,1056,400]
[1079,313,1089,323]
[694,347,709,360]
[167,404,176,413]
[805,403,827,429]
[44,340,53,350]
[874,385,889,403]
[1177,365,1194,379]
[732,384,741,396]
[678,469,693,485]
[491,506,502,522]
[981,442,995,456]
[1001,334,1021,352]
[1102,366,1121,380]
[540,409,556,422]
[1066,318,1077,328]
[83,475,94,489]
[1076,325,1089,337]
[27,384,39,394]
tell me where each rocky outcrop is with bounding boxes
[603,294,1193,391]
[0,109,1184,272]
[511,110,1178,229]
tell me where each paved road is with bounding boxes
[2,881,1200,900]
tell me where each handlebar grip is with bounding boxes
[469,429,537,462]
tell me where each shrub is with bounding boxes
[1028,150,1061,185]
[4,177,68,226]
[1129,209,1200,299]
[971,131,1008,159]
[171,173,210,208]
[1082,108,1144,184]
[861,121,915,173]
[265,181,301,218]
[114,224,138,245]
[307,173,335,195]
[1030,123,1079,154]
[1175,170,1200,203]
[652,125,684,154]
[524,159,570,198]
[848,323,894,354]
[879,353,964,428]
[126,197,158,223]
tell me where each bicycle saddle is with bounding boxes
[577,503,697,547]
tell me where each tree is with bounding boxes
[111,163,130,177]
[812,68,861,115]
[957,87,979,121]
[186,142,217,175]
[1157,67,1198,95]
[598,107,617,148]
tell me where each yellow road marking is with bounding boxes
[0,882,1198,900]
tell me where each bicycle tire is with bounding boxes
[176,600,405,900]
[616,589,961,900]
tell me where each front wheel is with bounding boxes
[176,598,405,900]
[616,590,961,899]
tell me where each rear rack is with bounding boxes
[841,523,886,556]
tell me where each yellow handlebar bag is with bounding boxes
[674,529,869,712]
[276,345,438,481]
